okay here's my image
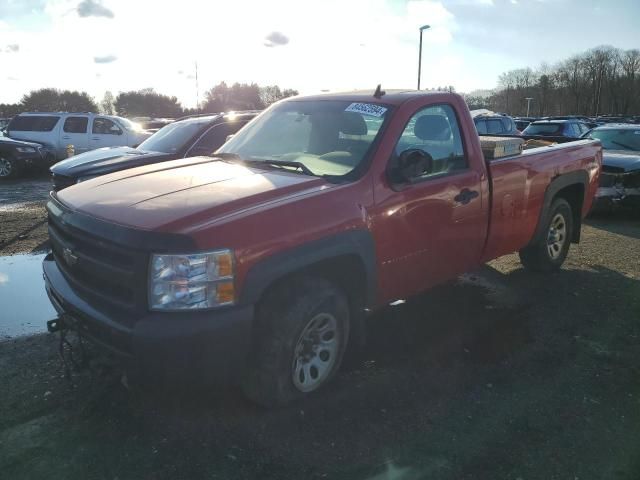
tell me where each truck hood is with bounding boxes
[602,150,640,172]
[57,157,333,231]
[50,146,172,177]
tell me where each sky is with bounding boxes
[0,0,638,108]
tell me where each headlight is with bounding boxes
[16,146,36,153]
[149,250,235,310]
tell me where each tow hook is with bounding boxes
[47,316,64,333]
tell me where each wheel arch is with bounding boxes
[239,230,377,347]
[530,171,587,246]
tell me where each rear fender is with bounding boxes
[529,171,588,246]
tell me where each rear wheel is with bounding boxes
[519,198,573,272]
[0,155,20,179]
[242,276,350,407]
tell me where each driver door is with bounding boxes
[90,117,125,150]
[373,104,485,302]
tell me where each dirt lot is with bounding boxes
[0,190,639,479]
[0,175,51,255]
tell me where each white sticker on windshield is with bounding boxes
[345,103,388,117]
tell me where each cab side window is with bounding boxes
[394,104,467,181]
[190,122,245,155]
[93,118,122,135]
[63,116,88,134]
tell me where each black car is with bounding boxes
[50,111,259,190]
[0,136,53,179]
[581,124,640,210]
[522,119,590,138]
[473,114,520,135]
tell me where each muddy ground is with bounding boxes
[0,184,639,479]
[0,175,51,255]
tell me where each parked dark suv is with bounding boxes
[522,119,590,138]
[474,114,520,135]
[50,111,259,190]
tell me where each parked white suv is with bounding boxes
[7,112,152,160]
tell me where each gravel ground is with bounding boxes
[0,175,51,255]
[0,184,639,479]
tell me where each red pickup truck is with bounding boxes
[43,90,601,405]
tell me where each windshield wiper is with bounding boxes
[212,153,318,177]
[610,140,636,151]
[211,152,243,160]
[243,158,317,176]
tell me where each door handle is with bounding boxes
[92,137,100,140]
[454,188,479,205]
[61,136,71,140]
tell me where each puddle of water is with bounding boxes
[0,254,56,338]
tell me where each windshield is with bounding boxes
[217,100,390,177]
[585,128,640,151]
[137,120,207,153]
[523,123,563,135]
[117,117,144,132]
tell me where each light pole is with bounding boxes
[525,97,533,117]
[417,24,430,90]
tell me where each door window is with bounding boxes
[394,104,468,181]
[63,116,88,134]
[190,122,245,155]
[92,117,122,135]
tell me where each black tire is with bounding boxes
[242,276,350,407]
[0,154,21,180]
[519,198,573,272]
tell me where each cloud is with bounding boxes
[5,44,19,53]
[77,0,114,18]
[0,273,7,285]
[263,31,289,47]
[94,54,117,63]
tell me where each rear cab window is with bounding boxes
[8,115,60,132]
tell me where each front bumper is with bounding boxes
[594,185,640,209]
[15,150,46,167]
[43,253,254,385]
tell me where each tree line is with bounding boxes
[464,46,640,117]
[0,82,299,118]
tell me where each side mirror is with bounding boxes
[392,149,433,183]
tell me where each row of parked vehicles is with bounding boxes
[2,106,638,210]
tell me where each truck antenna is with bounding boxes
[373,84,385,99]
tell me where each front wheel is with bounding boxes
[242,276,350,407]
[0,155,21,179]
[519,198,573,272]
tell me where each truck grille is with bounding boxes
[52,174,75,191]
[48,211,148,323]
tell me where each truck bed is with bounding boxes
[481,138,602,262]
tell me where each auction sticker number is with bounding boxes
[345,103,387,117]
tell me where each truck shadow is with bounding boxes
[585,209,640,240]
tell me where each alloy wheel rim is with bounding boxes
[292,312,339,392]
[0,158,11,177]
[547,213,566,259]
